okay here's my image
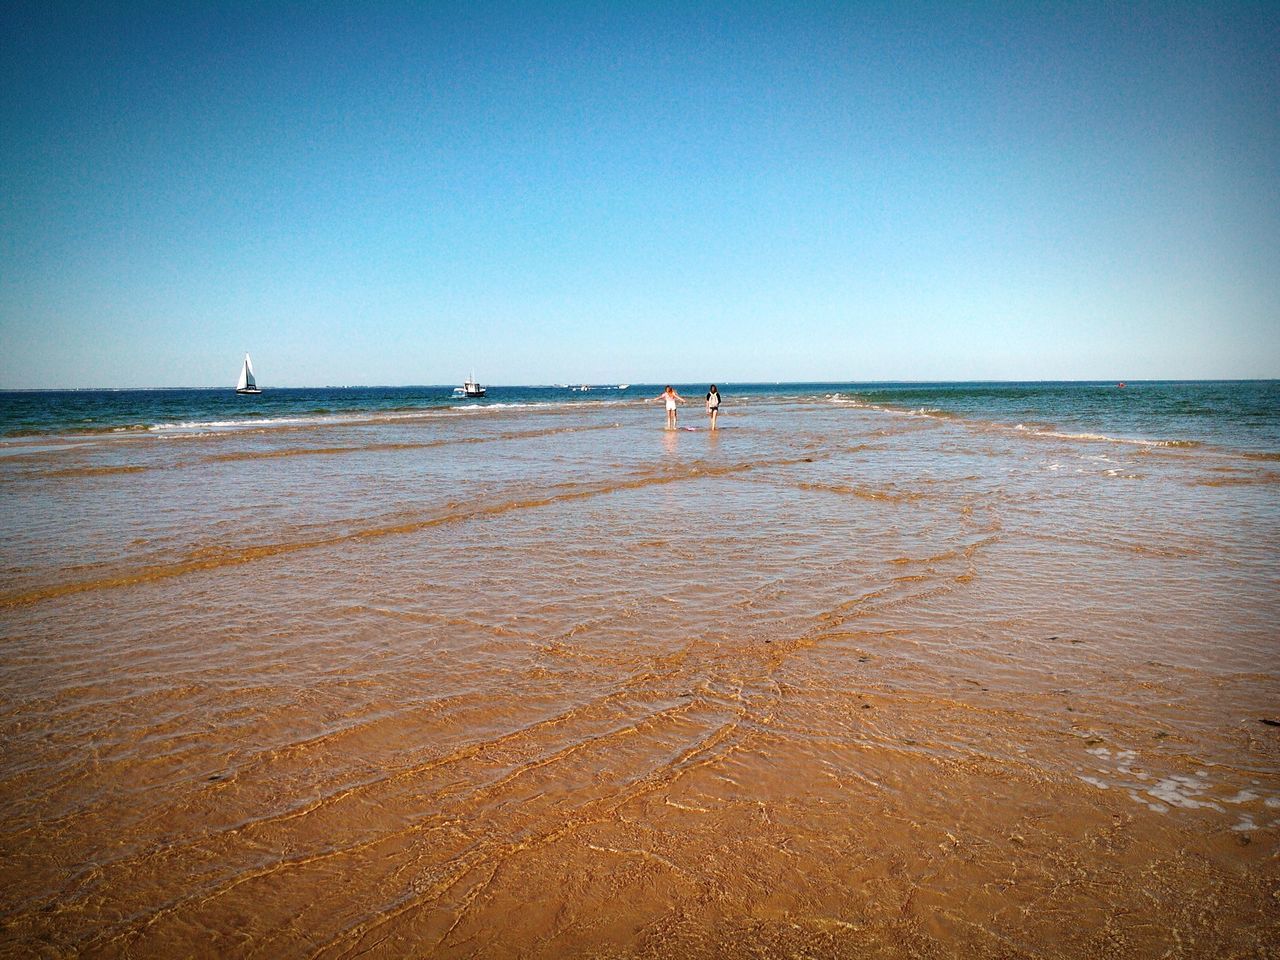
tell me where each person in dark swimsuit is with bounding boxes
[706,385,721,431]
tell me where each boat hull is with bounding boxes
[235,388,262,395]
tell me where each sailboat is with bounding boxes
[235,353,262,395]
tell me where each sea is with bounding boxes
[2,380,1279,452]
[1,380,1277,958]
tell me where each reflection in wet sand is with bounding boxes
[0,399,1276,957]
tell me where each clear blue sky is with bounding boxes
[2,1,1276,387]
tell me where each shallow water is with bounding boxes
[1,389,1277,958]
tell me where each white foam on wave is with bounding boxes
[1013,423,1199,448]
[826,394,879,406]
[145,408,457,434]
[142,398,640,433]
[149,416,319,431]
[828,399,1198,449]
[907,407,959,418]
[825,395,902,416]
[452,398,633,413]
[454,396,645,416]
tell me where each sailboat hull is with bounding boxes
[235,388,262,395]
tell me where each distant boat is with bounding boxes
[235,354,262,395]
[459,374,485,398]
[618,384,629,390]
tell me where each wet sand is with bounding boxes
[1,399,1277,957]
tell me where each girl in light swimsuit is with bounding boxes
[705,384,721,431]
[651,385,686,430]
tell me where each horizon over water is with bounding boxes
[1,377,1277,956]
[3,380,1278,455]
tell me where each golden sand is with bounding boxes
[1,401,1276,957]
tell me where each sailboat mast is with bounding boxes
[236,353,260,393]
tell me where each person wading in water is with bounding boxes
[705,384,722,430]
[650,385,686,430]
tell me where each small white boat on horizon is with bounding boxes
[235,354,262,395]
[456,374,485,398]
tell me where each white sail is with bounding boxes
[236,354,258,391]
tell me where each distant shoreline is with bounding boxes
[2,378,1277,393]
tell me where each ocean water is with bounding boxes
[3,380,1278,453]
[1,381,1277,957]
